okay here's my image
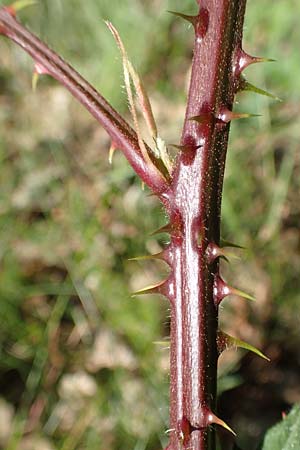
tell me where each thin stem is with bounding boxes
[0,7,169,198]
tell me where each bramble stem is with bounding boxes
[0,2,250,450]
[167,1,247,449]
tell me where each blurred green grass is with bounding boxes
[0,0,299,449]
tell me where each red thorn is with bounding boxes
[206,242,240,263]
[216,106,259,123]
[168,9,209,41]
[206,411,236,436]
[191,407,236,435]
[189,113,212,125]
[170,143,203,151]
[213,275,233,306]
[132,277,175,303]
[150,222,173,236]
[150,215,183,245]
[214,275,255,306]
[206,243,227,263]
[217,330,270,361]
[128,251,166,263]
[34,62,48,75]
[131,278,169,297]
[216,106,236,123]
[108,141,118,164]
[170,143,203,166]
[32,62,50,91]
[234,48,275,76]
[168,11,198,28]
[34,62,49,76]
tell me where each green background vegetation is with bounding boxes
[0,1,299,449]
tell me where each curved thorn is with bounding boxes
[31,71,39,92]
[217,330,270,361]
[128,252,164,261]
[207,412,236,436]
[220,239,245,249]
[234,48,275,76]
[239,78,282,101]
[34,61,49,75]
[206,243,240,264]
[214,275,255,306]
[230,287,255,302]
[170,143,203,151]
[131,279,168,297]
[222,251,240,262]
[108,142,117,164]
[188,113,212,124]
[153,340,170,347]
[217,106,260,123]
[150,223,172,236]
[31,62,49,91]
[167,10,198,27]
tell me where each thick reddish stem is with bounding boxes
[167,1,247,449]
[0,3,252,450]
[0,7,169,198]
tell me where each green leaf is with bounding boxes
[106,21,172,174]
[260,404,300,450]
